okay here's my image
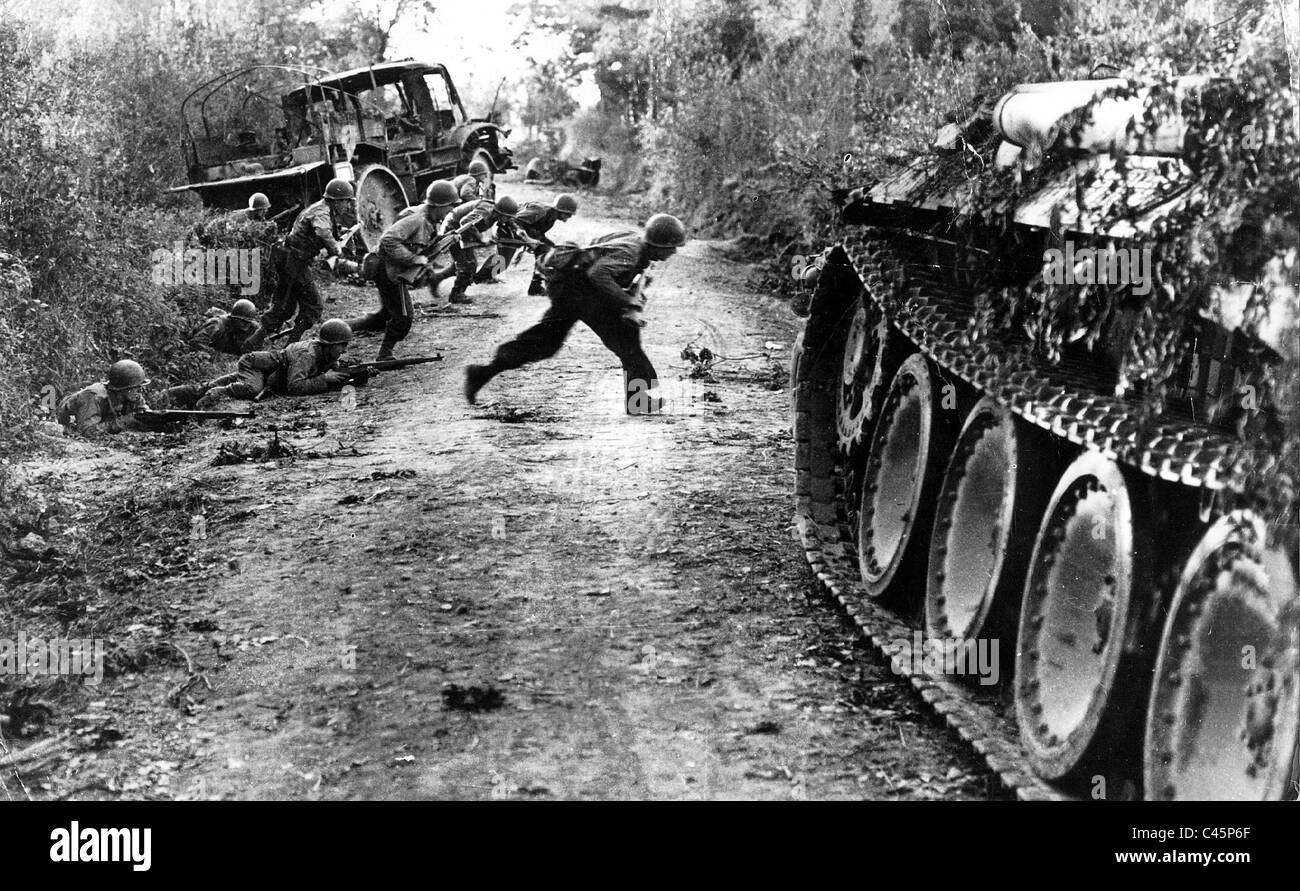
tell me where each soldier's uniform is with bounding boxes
[499,202,564,294]
[345,205,454,358]
[257,200,344,345]
[193,310,259,356]
[451,173,494,202]
[444,199,501,302]
[198,340,346,402]
[472,231,660,411]
[57,383,151,434]
[223,208,260,226]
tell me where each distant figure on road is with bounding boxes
[464,213,687,415]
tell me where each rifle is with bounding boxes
[137,409,254,425]
[339,354,444,383]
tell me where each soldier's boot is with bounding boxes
[449,291,474,305]
[464,363,496,404]
[376,337,398,362]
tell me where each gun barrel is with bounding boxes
[348,355,444,373]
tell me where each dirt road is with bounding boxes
[7,180,996,800]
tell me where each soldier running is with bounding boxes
[57,360,152,434]
[344,181,461,361]
[464,213,687,415]
[192,299,261,356]
[242,178,357,351]
[443,195,519,305]
[195,318,358,407]
[497,193,579,295]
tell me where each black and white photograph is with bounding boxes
[0,0,1297,847]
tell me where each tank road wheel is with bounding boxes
[1014,452,1153,783]
[856,352,958,604]
[354,164,408,251]
[925,398,1049,675]
[1144,512,1300,800]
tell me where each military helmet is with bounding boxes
[467,158,491,178]
[324,178,356,201]
[231,299,258,320]
[425,180,459,206]
[248,192,271,210]
[494,196,519,218]
[554,194,579,215]
[106,359,149,391]
[644,213,687,248]
[315,318,353,345]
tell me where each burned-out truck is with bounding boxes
[169,61,514,249]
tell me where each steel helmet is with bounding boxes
[554,194,579,215]
[644,213,687,248]
[316,318,353,345]
[324,178,356,201]
[467,159,491,178]
[494,196,519,218]
[231,299,258,320]
[248,192,271,210]
[425,180,459,207]
[106,359,149,391]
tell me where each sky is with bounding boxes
[383,0,601,112]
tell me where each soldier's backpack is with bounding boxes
[538,231,638,287]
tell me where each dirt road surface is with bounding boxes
[4,180,998,800]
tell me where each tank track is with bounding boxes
[792,230,1291,800]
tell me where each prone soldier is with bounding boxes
[242,178,357,351]
[192,299,261,356]
[496,193,579,294]
[344,181,461,360]
[57,360,152,434]
[195,318,358,407]
[464,213,687,415]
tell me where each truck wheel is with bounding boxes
[355,164,408,252]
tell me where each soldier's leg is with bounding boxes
[581,306,662,414]
[284,269,324,342]
[245,253,302,350]
[377,281,414,361]
[527,246,548,295]
[466,301,578,403]
[197,357,268,405]
[345,272,395,335]
[448,245,477,303]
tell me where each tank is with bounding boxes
[790,75,1300,800]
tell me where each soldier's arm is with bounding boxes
[284,349,337,396]
[379,215,425,266]
[585,248,642,309]
[311,206,343,256]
